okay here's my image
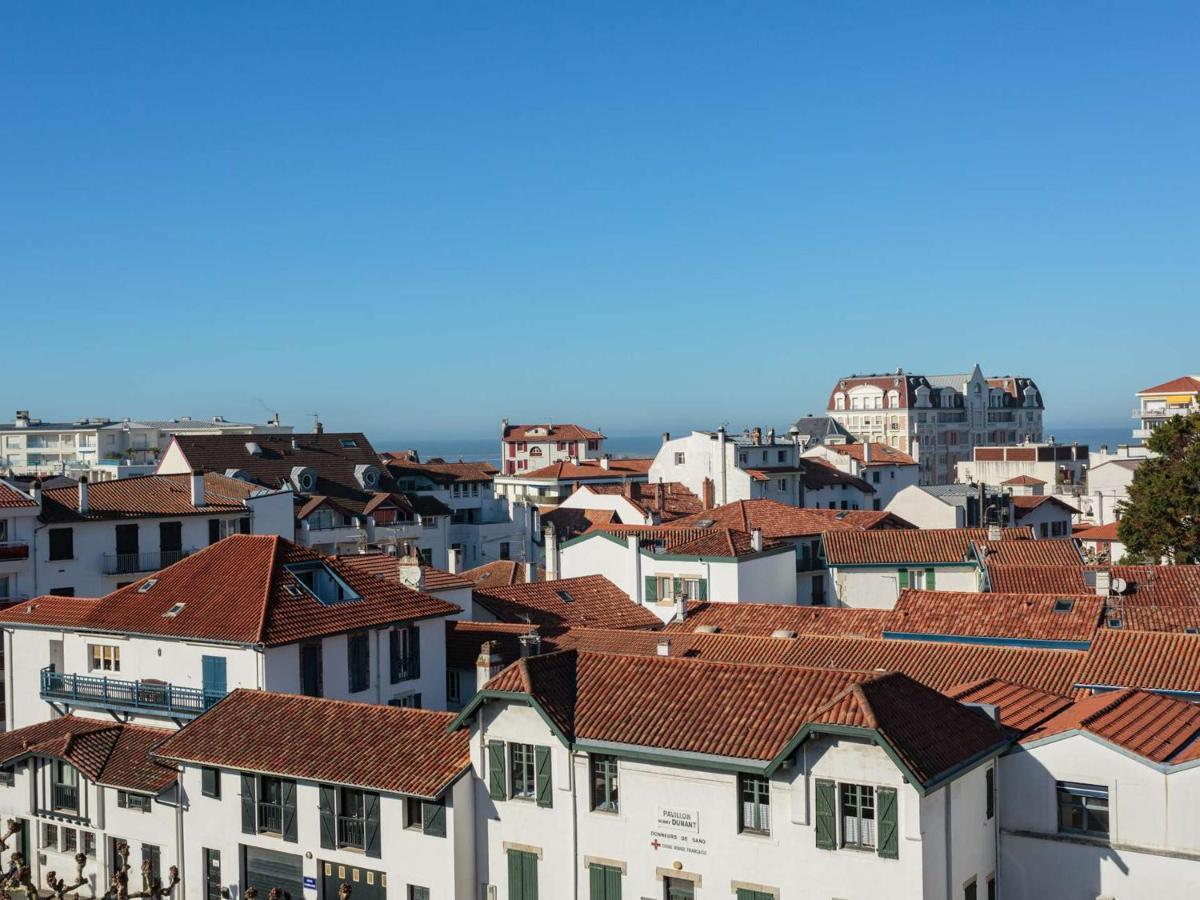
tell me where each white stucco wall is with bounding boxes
[829,565,981,609]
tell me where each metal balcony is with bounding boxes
[0,542,30,561]
[51,783,79,813]
[101,548,194,576]
[337,815,366,849]
[40,667,224,719]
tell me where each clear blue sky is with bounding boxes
[3,3,1196,439]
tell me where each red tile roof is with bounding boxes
[1077,630,1200,692]
[461,559,544,587]
[1138,375,1200,396]
[1024,688,1200,763]
[502,424,604,442]
[155,690,469,799]
[0,717,175,793]
[40,473,257,522]
[515,458,653,481]
[1011,495,1079,519]
[0,482,36,508]
[670,499,913,538]
[578,482,703,521]
[945,679,1072,733]
[823,443,917,467]
[580,523,789,558]
[1,594,103,627]
[335,553,475,592]
[986,564,1200,632]
[473,574,660,630]
[542,628,1085,695]
[797,459,874,493]
[885,590,1103,645]
[483,650,1005,784]
[664,602,889,638]
[538,506,616,539]
[446,621,539,670]
[823,527,1033,566]
[1002,475,1046,486]
[975,537,1083,566]
[384,458,497,484]
[0,535,459,645]
[1073,522,1120,542]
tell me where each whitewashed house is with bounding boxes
[0,534,461,730]
[31,472,293,599]
[886,484,1015,531]
[0,716,181,899]
[154,690,476,900]
[499,421,605,476]
[0,481,38,603]
[452,647,1008,900]
[803,441,919,510]
[557,525,799,620]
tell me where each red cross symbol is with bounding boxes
[650,839,662,850]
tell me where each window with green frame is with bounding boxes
[735,890,775,900]
[840,783,876,848]
[590,754,619,813]
[738,774,770,835]
[588,863,621,900]
[510,744,537,800]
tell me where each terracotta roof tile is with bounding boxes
[1,595,103,627]
[40,473,258,522]
[823,527,1033,566]
[670,499,913,538]
[502,424,605,442]
[1137,375,1200,395]
[0,717,175,793]
[580,524,789,558]
[1024,688,1200,763]
[1073,522,1119,542]
[1002,475,1046,486]
[1011,495,1079,519]
[335,553,474,592]
[664,602,889,638]
[0,482,37,508]
[1077,630,1200,692]
[383,458,496,483]
[155,690,469,799]
[578,482,703,521]
[0,535,459,645]
[539,507,616,539]
[945,679,1073,733]
[885,590,1103,645]
[461,560,544,587]
[515,458,652,481]
[473,575,659,630]
[446,621,539,670]
[797,459,874,493]
[823,444,917,467]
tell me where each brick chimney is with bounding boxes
[702,477,714,510]
[476,641,504,687]
[654,479,664,510]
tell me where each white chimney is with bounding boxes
[190,471,205,507]
[78,476,89,515]
[987,524,1002,542]
[30,479,42,508]
[544,523,559,582]
[863,442,873,463]
[674,597,686,622]
[656,638,671,657]
[523,561,535,583]
[600,456,610,470]
[751,528,763,552]
[447,547,461,574]
[627,534,642,602]
[397,545,425,591]
[1095,569,1111,597]
[476,641,504,687]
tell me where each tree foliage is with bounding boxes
[1117,412,1200,563]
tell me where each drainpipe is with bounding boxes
[175,769,187,900]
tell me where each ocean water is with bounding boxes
[375,425,1133,468]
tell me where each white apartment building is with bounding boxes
[493,458,652,508]
[954,441,1089,495]
[30,473,293,598]
[453,647,1007,900]
[0,410,291,479]
[499,421,606,476]
[886,484,1016,531]
[157,432,452,565]
[826,365,1044,484]
[1132,374,1200,443]
[155,690,476,900]
[0,534,460,731]
[803,442,919,509]
[0,481,38,603]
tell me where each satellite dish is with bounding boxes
[1110,577,1128,595]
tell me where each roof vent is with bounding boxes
[770,629,798,639]
[555,590,574,604]
[695,625,721,634]
[1052,598,1075,613]
[245,442,263,456]
[656,639,671,657]
[162,602,186,618]
[138,579,158,593]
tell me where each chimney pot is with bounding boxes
[544,523,559,581]
[447,547,461,574]
[987,524,1002,542]
[518,632,542,658]
[600,456,610,470]
[863,442,873,463]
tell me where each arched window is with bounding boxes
[529,446,543,456]
[887,390,899,408]
[834,393,846,410]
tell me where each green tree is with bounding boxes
[1117,412,1200,563]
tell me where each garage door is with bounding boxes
[320,860,385,900]
[243,846,304,900]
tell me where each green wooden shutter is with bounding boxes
[815,778,837,850]
[488,741,506,800]
[364,791,381,858]
[318,785,336,849]
[877,786,898,859]
[281,779,297,843]
[508,851,523,899]
[644,576,657,602]
[589,864,621,900]
[925,569,936,590]
[898,569,909,589]
[736,891,773,900]
[697,579,708,601]
[240,774,256,834]
[535,745,553,808]
[986,767,995,819]
[422,800,446,838]
[672,577,683,598]
[604,866,620,899]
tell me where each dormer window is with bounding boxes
[162,602,186,618]
[284,562,360,605]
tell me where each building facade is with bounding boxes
[1132,375,1200,444]
[499,422,606,476]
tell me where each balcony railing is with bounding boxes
[0,542,30,561]
[337,815,365,849]
[102,548,193,575]
[257,802,284,834]
[40,667,224,719]
[1134,406,1197,419]
[52,783,79,813]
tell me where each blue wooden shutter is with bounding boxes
[877,786,898,858]
[364,791,381,858]
[281,779,297,842]
[815,778,836,850]
[202,656,227,698]
[535,746,553,808]
[240,774,256,834]
[488,741,506,800]
[318,786,336,849]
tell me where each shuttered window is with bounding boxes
[511,744,537,800]
[507,849,538,900]
[814,779,837,850]
[840,783,876,849]
[876,786,898,858]
[735,891,774,900]
[898,569,909,589]
[925,569,936,589]
[535,745,553,808]
[644,576,658,602]
[488,741,506,799]
[347,632,370,693]
[738,774,770,835]
[588,863,621,900]
[985,767,995,820]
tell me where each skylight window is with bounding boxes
[1053,599,1075,613]
[283,562,361,606]
[339,439,358,448]
[162,602,186,618]
[556,590,574,604]
[695,519,715,528]
[138,579,158,593]
[1107,617,1123,629]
